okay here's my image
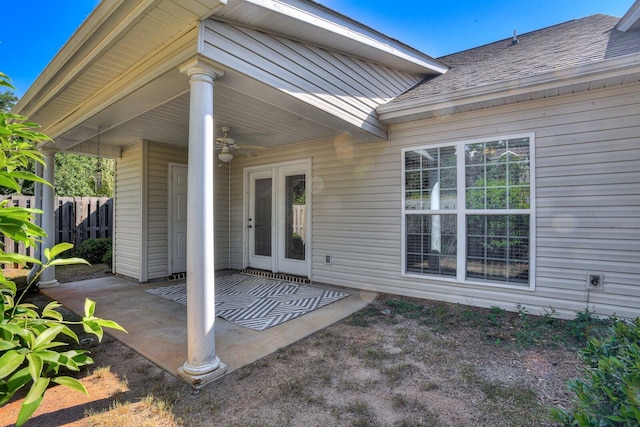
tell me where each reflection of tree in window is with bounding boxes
[286,175,305,260]
[404,137,532,286]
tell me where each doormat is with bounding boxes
[145,273,349,331]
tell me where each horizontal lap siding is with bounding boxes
[114,143,143,279]
[146,142,187,279]
[230,82,640,319]
[202,20,422,137]
[146,142,230,278]
[389,82,640,319]
[230,137,401,278]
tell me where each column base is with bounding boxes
[177,359,227,388]
[38,279,60,289]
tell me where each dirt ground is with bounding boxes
[1,268,593,427]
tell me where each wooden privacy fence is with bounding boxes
[1,196,112,265]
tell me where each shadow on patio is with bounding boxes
[40,271,376,376]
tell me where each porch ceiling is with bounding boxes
[23,0,446,156]
[53,66,340,155]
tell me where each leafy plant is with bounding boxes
[552,317,640,426]
[75,237,112,264]
[0,72,125,426]
[102,246,113,267]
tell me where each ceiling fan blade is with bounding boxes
[238,149,258,158]
[237,143,266,151]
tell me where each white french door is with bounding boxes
[247,161,310,277]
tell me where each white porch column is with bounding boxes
[39,148,59,288]
[177,58,226,386]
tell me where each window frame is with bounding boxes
[401,133,536,291]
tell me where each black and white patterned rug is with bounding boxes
[145,273,349,331]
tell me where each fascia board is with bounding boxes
[617,0,640,32]
[238,0,448,74]
[378,53,640,122]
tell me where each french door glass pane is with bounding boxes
[285,174,306,260]
[255,178,272,256]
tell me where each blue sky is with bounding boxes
[1,0,633,98]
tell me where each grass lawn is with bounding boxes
[1,265,607,426]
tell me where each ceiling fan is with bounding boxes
[215,126,264,162]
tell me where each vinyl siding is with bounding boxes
[202,20,423,139]
[114,142,144,280]
[145,141,230,279]
[146,142,188,279]
[229,82,640,319]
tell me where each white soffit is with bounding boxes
[213,0,447,75]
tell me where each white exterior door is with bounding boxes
[247,161,310,277]
[169,164,188,274]
[248,169,274,271]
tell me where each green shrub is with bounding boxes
[102,246,112,267]
[76,238,112,264]
[552,317,640,426]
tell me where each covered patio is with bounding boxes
[15,0,441,386]
[40,273,376,376]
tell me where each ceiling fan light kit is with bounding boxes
[216,126,236,162]
[215,126,265,162]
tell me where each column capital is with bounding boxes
[179,57,225,80]
[39,145,59,155]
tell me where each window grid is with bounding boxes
[403,136,533,288]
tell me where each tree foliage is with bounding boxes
[55,153,114,197]
[0,90,18,113]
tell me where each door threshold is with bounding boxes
[241,268,310,284]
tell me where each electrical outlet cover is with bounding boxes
[587,273,604,291]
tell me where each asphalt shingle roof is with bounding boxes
[390,14,640,104]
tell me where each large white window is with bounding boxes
[402,135,534,288]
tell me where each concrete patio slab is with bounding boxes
[40,272,376,378]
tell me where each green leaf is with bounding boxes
[42,301,63,321]
[47,257,90,267]
[26,353,43,381]
[0,339,17,351]
[95,319,127,333]
[82,319,103,342]
[0,367,30,406]
[16,378,49,426]
[0,323,32,340]
[23,376,50,405]
[43,242,74,261]
[0,279,17,293]
[58,324,79,343]
[0,350,26,379]
[9,170,51,186]
[0,174,21,192]
[52,376,88,395]
[32,325,64,351]
[0,253,39,267]
[84,298,96,318]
